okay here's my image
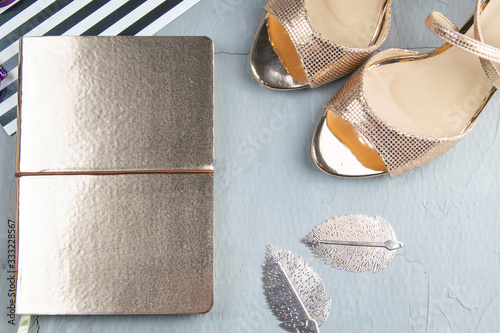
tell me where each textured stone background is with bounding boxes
[1,0,499,331]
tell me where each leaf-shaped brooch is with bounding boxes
[262,245,331,333]
[301,214,403,273]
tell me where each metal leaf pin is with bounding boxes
[262,245,331,333]
[302,214,403,273]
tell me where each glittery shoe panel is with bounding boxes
[325,50,471,177]
[263,0,391,88]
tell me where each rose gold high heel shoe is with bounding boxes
[250,0,392,90]
[312,0,500,178]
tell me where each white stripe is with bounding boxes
[136,0,201,36]
[0,68,17,90]
[0,42,19,63]
[0,93,17,116]
[4,119,17,136]
[0,0,92,62]
[62,0,128,36]
[99,0,164,36]
[0,1,52,32]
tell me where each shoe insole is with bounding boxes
[364,1,500,138]
[267,0,386,84]
[267,14,309,84]
[306,0,386,48]
[326,111,388,171]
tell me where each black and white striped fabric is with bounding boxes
[0,0,200,135]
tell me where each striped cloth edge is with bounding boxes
[0,1,21,15]
[0,0,201,136]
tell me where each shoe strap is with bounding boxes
[425,0,500,89]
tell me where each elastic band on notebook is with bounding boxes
[15,169,214,177]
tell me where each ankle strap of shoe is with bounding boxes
[425,0,500,90]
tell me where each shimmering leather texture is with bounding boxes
[18,36,214,173]
[263,0,391,88]
[17,173,214,315]
[326,51,470,177]
[16,36,215,315]
[325,0,499,177]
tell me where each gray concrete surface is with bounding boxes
[1,0,499,332]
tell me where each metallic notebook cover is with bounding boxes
[15,36,214,315]
[17,36,213,173]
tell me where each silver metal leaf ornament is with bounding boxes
[302,214,403,273]
[262,245,331,333]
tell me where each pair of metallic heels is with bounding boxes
[251,0,500,178]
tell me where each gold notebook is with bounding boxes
[15,36,214,315]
